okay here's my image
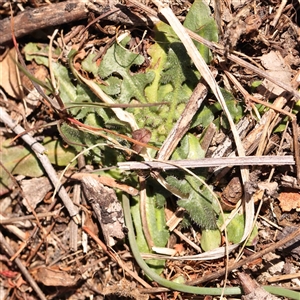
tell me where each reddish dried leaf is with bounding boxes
[278,191,300,212]
[0,270,18,278]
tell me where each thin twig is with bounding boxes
[117,155,295,170]
[270,0,288,27]
[0,211,60,224]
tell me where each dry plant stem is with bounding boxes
[117,155,295,170]
[70,154,85,251]
[226,69,287,154]
[270,0,288,27]
[10,241,29,262]
[186,31,300,99]
[0,107,80,222]
[268,272,300,283]
[187,226,300,286]
[0,231,47,300]
[67,172,139,196]
[25,222,56,267]
[291,119,300,183]
[48,29,59,93]
[70,183,80,251]
[246,99,300,183]
[255,97,286,156]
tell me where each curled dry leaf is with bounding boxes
[131,128,152,154]
[220,176,243,211]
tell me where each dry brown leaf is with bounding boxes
[21,177,52,212]
[32,266,80,287]
[278,191,300,212]
[0,48,22,99]
[259,51,293,97]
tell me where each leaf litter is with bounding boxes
[0,0,300,299]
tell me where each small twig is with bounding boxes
[0,231,47,300]
[0,211,60,224]
[0,107,80,222]
[48,28,59,93]
[70,183,80,251]
[227,72,300,183]
[66,172,139,196]
[267,272,300,283]
[224,69,300,181]
[24,222,56,267]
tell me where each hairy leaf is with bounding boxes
[166,134,219,230]
[177,178,218,230]
[141,22,200,142]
